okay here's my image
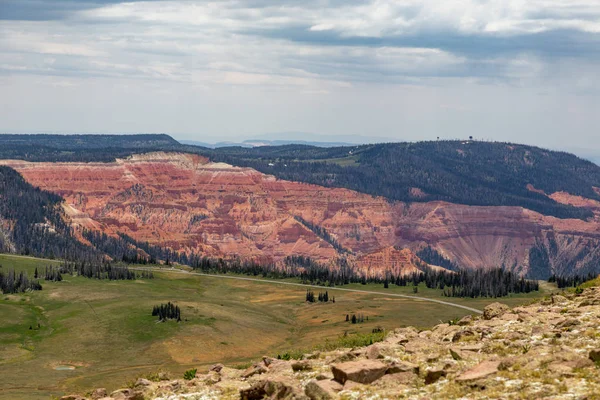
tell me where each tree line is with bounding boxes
[57,260,153,281]
[0,268,42,293]
[152,302,181,322]
[305,290,335,303]
[548,273,598,289]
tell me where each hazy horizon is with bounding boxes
[1,1,600,151]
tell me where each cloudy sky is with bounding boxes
[1,0,599,148]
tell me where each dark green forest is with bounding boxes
[0,166,102,261]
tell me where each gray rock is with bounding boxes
[483,302,509,320]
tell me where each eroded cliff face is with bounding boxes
[2,152,600,276]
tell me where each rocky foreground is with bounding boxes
[65,288,600,400]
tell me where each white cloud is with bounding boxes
[0,0,599,144]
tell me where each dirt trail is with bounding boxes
[129,267,484,314]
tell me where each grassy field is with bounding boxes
[0,254,553,399]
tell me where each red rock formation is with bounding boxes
[3,152,600,276]
[356,247,426,277]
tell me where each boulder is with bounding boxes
[157,371,170,381]
[242,363,268,378]
[134,378,152,387]
[304,379,343,400]
[331,360,388,384]
[291,360,312,371]
[386,360,419,375]
[483,303,509,320]
[452,329,476,343]
[404,338,435,354]
[110,388,144,400]
[365,345,383,360]
[552,294,568,304]
[209,363,224,372]
[91,388,107,400]
[424,368,446,384]
[456,361,500,382]
[240,377,308,400]
[555,318,580,329]
[376,372,416,386]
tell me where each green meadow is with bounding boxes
[0,254,552,399]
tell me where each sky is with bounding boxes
[0,0,599,149]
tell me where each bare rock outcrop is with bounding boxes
[5,153,600,275]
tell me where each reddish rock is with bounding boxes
[331,360,388,384]
[456,361,501,382]
[424,368,446,384]
[304,379,343,399]
[5,152,600,275]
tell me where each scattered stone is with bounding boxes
[91,388,107,400]
[242,363,268,378]
[60,396,86,400]
[291,360,312,371]
[552,294,568,304]
[57,283,600,400]
[456,361,500,382]
[404,338,434,353]
[304,379,342,400]
[315,372,333,381]
[134,378,152,387]
[331,360,388,384]
[424,368,446,384]
[483,302,509,320]
[110,388,144,400]
[209,363,224,372]
[449,347,467,361]
[556,318,581,329]
[452,329,476,343]
[365,344,382,360]
[240,377,308,400]
[376,372,416,386]
[386,360,419,375]
[590,349,600,363]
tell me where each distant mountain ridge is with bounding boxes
[180,139,358,148]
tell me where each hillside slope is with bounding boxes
[203,141,600,220]
[62,285,600,400]
[3,135,600,220]
[0,166,97,260]
[2,152,600,277]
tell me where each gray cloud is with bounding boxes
[0,0,599,148]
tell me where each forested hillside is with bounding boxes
[0,134,179,162]
[2,135,600,219]
[0,166,98,260]
[204,141,600,220]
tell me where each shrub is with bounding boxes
[183,368,197,380]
